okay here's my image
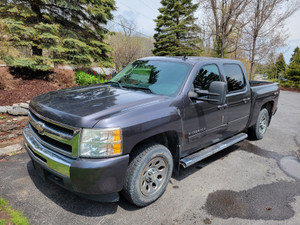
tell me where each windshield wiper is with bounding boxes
[105,81,123,88]
[123,85,154,94]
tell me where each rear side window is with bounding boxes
[223,64,245,92]
[193,64,221,90]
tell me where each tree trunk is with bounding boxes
[30,1,43,57]
[32,46,42,56]
[249,41,256,80]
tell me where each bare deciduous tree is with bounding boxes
[200,0,251,58]
[107,32,153,70]
[244,0,300,80]
[115,15,137,37]
[107,15,153,70]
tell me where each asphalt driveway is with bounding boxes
[1,90,300,225]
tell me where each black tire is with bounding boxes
[122,143,173,207]
[248,108,270,140]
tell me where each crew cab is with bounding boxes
[23,57,279,206]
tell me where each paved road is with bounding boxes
[1,91,300,225]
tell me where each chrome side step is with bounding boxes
[180,133,248,168]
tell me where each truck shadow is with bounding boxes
[26,162,139,216]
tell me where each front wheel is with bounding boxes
[248,108,270,140]
[122,143,173,207]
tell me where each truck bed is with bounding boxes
[249,80,275,87]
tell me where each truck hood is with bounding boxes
[30,85,166,128]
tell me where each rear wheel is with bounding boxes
[248,108,270,140]
[122,143,173,207]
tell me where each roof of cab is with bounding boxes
[140,56,241,65]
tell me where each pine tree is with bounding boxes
[153,0,202,56]
[286,47,300,84]
[0,0,116,71]
[275,53,286,78]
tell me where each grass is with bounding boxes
[0,198,30,225]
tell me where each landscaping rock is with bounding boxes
[0,122,19,131]
[8,107,28,116]
[0,106,7,113]
[0,134,15,141]
[19,103,29,109]
[0,106,12,114]
[0,144,23,155]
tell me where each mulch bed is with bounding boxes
[0,79,59,106]
[279,86,300,93]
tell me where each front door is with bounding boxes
[182,64,227,156]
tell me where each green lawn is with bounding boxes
[0,198,29,225]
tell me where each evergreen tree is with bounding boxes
[275,53,286,78]
[0,0,116,71]
[153,0,201,56]
[286,47,300,83]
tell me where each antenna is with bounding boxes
[182,55,188,61]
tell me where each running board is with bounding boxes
[180,133,248,168]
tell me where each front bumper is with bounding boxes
[23,125,129,201]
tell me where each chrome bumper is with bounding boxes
[23,125,73,177]
[23,124,129,197]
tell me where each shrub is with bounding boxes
[49,68,75,88]
[279,80,300,89]
[295,83,300,89]
[75,71,107,86]
[0,67,14,90]
[279,80,290,88]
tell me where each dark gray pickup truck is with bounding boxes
[23,56,279,206]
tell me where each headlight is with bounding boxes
[79,128,122,158]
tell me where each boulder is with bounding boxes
[0,106,12,114]
[19,103,29,109]
[0,106,7,113]
[8,107,28,116]
[0,144,23,155]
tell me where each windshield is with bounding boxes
[110,60,192,96]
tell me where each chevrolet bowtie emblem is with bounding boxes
[36,121,45,135]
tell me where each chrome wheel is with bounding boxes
[140,157,168,197]
[259,113,268,134]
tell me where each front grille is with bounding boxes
[30,112,74,136]
[30,124,72,153]
[28,110,80,158]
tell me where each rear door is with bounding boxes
[223,64,251,134]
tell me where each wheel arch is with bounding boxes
[261,101,274,124]
[129,131,181,168]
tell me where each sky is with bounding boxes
[113,0,300,63]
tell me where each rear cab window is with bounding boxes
[223,64,246,92]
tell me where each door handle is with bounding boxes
[243,97,250,103]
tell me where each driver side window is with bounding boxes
[193,64,221,90]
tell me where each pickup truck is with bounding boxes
[23,56,279,206]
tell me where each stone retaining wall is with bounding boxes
[0,101,30,116]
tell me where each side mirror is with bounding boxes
[188,81,227,105]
